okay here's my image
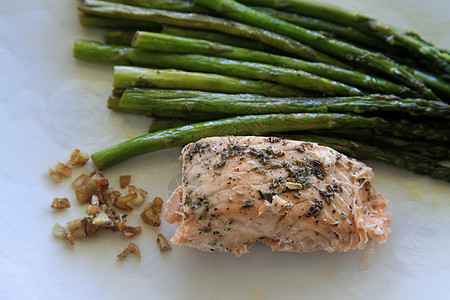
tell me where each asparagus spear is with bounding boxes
[238,0,450,76]
[143,115,450,160]
[104,30,135,45]
[73,40,362,96]
[118,88,450,120]
[103,0,213,14]
[193,0,436,98]
[77,0,350,68]
[117,88,450,142]
[143,117,450,179]
[255,6,450,89]
[132,32,415,97]
[85,7,284,54]
[79,12,161,30]
[109,93,218,119]
[148,117,194,133]
[373,51,450,99]
[387,119,450,144]
[402,30,450,57]
[162,28,450,98]
[117,87,449,143]
[283,134,450,182]
[252,6,382,50]
[107,95,150,114]
[161,25,284,54]
[311,129,450,160]
[412,70,450,101]
[150,30,450,98]
[112,66,314,97]
[91,113,393,169]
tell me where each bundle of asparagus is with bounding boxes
[73,0,450,181]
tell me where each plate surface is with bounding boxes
[1,1,449,299]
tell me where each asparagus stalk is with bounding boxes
[252,6,382,50]
[373,51,450,99]
[148,117,194,133]
[120,88,449,143]
[143,115,450,160]
[144,117,450,179]
[283,134,450,182]
[238,0,450,76]
[91,113,393,169]
[151,31,450,98]
[107,95,150,114]
[117,88,450,142]
[412,70,450,100]
[161,25,284,54]
[403,30,450,57]
[254,7,450,94]
[118,88,450,120]
[73,40,362,96]
[109,93,219,119]
[77,0,350,68]
[103,0,213,14]
[79,12,161,30]
[132,32,415,97]
[112,66,313,97]
[193,0,436,98]
[311,129,450,160]
[104,30,135,45]
[386,119,450,144]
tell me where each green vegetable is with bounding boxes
[107,95,150,115]
[77,0,350,68]
[104,30,136,45]
[132,31,415,97]
[114,88,449,142]
[103,0,213,14]
[238,0,450,76]
[91,113,392,169]
[251,6,381,50]
[147,116,450,159]
[311,129,450,160]
[73,40,362,96]
[118,88,449,120]
[412,70,450,100]
[79,12,161,30]
[161,25,283,54]
[148,117,194,133]
[112,66,313,97]
[193,0,436,98]
[75,0,449,182]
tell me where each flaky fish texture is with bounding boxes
[165,136,391,256]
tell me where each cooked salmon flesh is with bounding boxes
[165,136,391,256]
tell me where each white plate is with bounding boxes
[1,0,449,299]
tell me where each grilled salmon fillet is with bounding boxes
[165,136,391,256]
